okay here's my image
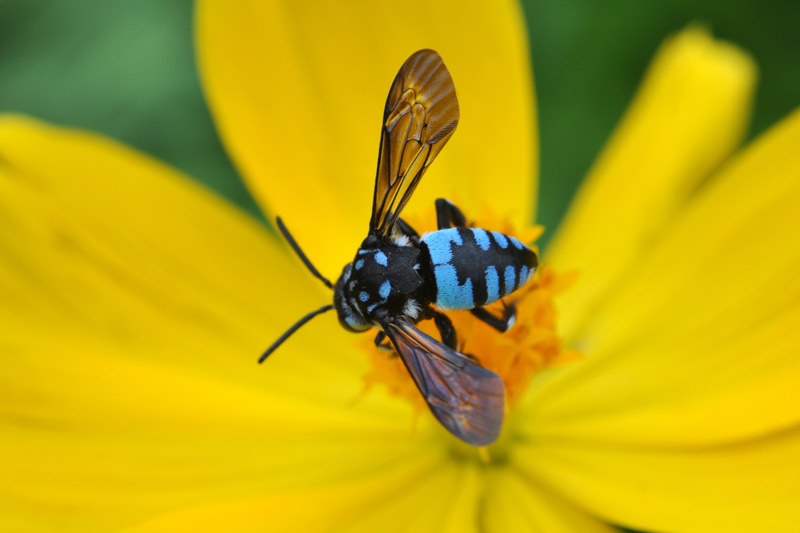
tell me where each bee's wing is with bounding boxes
[370,50,460,238]
[382,318,504,446]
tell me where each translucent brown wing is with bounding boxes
[370,49,460,238]
[383,318,504,446]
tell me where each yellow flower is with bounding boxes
[2,2,799,532]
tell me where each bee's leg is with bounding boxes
[420,307,478,358]
[435,198,467,229]
[425,309,480,362]
[373,331,394,352]
[427,309,458,350]
[395,217,420,245]
[471,302,517,333]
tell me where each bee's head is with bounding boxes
[334,263,370,332]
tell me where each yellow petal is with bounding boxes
[438,464,483,533]
[0,115,328,341]
[547,26,756,338]
[119,458,470,533]
[0,114,365,394]
[483,468,619,533]
[0,116,435,530]
[514,428,800,532]
[197,0,537,276]
[0,344,431,531]
[526,107,800,445]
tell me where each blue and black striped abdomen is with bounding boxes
[420,227,538,310]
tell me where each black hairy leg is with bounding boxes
[471,302,517,332]
[435,198,467,229]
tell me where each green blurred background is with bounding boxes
[1,0,798,248]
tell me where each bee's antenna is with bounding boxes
[259,304,335,363]
[276,217,334,290]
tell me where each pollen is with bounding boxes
[360,207,581,414]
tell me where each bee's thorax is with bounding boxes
[334,241,433,331]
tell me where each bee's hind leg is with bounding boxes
[435,198,467,229]
[471,302,517,333]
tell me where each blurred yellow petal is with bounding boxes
[0,114,378,393]
[0,116,436,531]
[483,469,619,533]
[547,27,756,338]
[514,428,800,532]
[121,459,470,533]
[438,464,483,533]
[197,0,537,276]
[1,340,431,531]
[526,107,800,445]
[0,115,327,348]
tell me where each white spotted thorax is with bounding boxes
[334,234,429,332]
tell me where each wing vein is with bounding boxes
[369,50,459,238]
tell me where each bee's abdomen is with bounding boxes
[420,227,538,310]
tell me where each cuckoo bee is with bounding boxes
[260,50,537,446]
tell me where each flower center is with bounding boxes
[359,208,579,436]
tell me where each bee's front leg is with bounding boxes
[373,331,394,352]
